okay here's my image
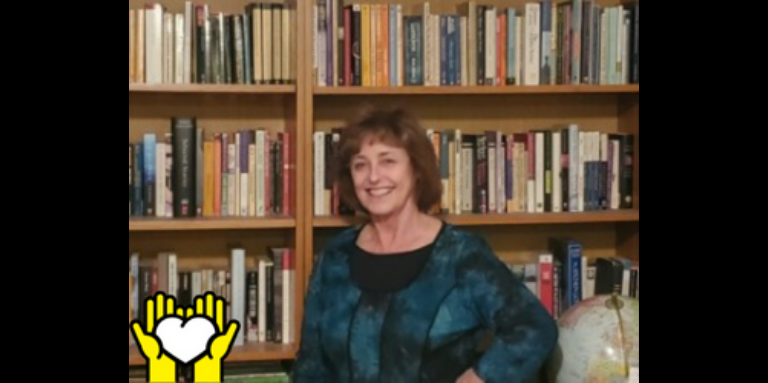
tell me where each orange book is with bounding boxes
[498,12,507,86]
[214,134,222,216]
[380,4,390,86]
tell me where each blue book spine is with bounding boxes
[142,134,156,216]
[404,16,423,85]
[447,15,458,86]
[507,9,517,85]
[133,143,144,216]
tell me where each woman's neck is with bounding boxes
[364,205,436,254]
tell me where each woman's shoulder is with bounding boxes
[318,225,364,255]
[437,225,513,282]
[310,225,361,276]
[438,223,492,253]
[337,224,364,243]
[420,223,496,273]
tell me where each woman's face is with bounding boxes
[350,139,416,218]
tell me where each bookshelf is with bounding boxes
[128,0,308,369]
[129,0,639,377]
[307,0,639,336]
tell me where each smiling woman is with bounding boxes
[292,106,558,383]
[335,105,442,226]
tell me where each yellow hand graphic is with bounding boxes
[192,293,240,383]
[131,293,186,383]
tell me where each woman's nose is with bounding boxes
[367,165,380,183]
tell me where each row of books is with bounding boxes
[313,0,640,87]
[129,2,296,85]
[505,237,640,320]
[313,125,635,217]
[128,246,296,347]
[129,117,294,218]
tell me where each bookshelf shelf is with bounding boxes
[314,211,639,229]
[129,344,296,366]
[128,217,297,232]
[128,84,297,95]
[314,85,639,96]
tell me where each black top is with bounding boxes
[350,222,445,294]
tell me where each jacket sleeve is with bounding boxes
[291,253,330,382]
[462,240,559,383]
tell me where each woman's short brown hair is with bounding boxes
[335,105,442,215]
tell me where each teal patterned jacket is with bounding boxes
[292,223,558,383]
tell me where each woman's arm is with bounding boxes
[292,254,330,382]
[462,240,559,383]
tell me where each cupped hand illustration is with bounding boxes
[131,293,183,383]
[191,293,240,383]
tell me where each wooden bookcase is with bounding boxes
[128,0,309,367]
[129,0,639,372]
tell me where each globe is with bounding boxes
[546,294,639,383]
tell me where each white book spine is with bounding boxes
[192,272,202,298]
[258,258,268,342]
[175,14,185,84]
[314,132,325,216]
[249,139,257,217]
[524,4,540,85]
[568,125,580,212]
[282,253,291,344]
[183,2,193,83]
[230,248,246,346]
[256,130,266,217]
[454,130,462,215]
[535,132,544,213]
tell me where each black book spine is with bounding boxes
[172,117,197,217]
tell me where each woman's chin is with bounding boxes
[365,208,392,218]
[362,203,396,219]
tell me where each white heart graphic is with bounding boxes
[155,316,217,364]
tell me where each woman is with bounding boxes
[293,106,558,383]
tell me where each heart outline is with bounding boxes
[155,315,217,366]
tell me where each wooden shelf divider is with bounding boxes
[314,85,639,96]
[129,217,297,232]
[314,211,640,228]
[129,84,296,94]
